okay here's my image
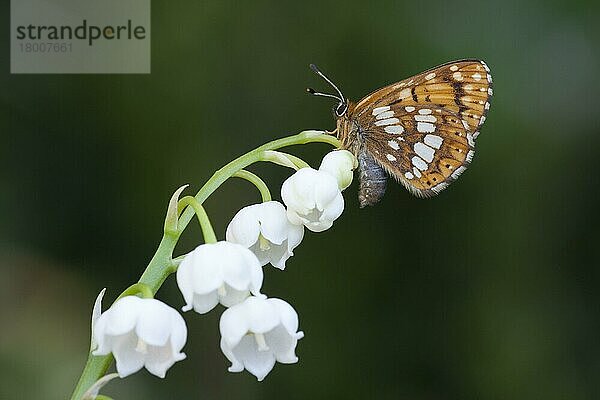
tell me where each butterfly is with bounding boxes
[307,60,493,207]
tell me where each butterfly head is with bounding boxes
[307,64,348,118]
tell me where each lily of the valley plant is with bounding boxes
[70,131,357,399]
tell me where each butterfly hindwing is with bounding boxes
[360,104,474,197]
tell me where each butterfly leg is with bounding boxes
[358,149,387,207]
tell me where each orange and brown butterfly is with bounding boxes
[307,60,493,207]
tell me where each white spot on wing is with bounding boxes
[372,106,390,116]
[413,167,422,178]
[375,118,400,126]
[417,122,436,133]
[450,65,459,71]
[418,108,432,115]
[472,73,482,81]
[386,154,397,161]
[412,155,428,171]
[376,110,395,120]
[424,134,443,149]
[452,72,463,81]
[414,142,435,163]
[399,88,411,99]
[404,171,414,180]
[384,125,405,134]
[415,115,437,123]
[405,106,415,112]
[425,72,436,80]
[387,140,400,150]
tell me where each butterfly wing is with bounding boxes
[352,59,493,198]
[360,104,475,198]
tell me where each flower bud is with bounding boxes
[319,150,357,190]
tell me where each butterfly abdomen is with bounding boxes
[357,149,387,207]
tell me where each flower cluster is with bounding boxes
[91,149,356,382]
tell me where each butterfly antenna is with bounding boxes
[306,87,342,101]
[309,64,346,104]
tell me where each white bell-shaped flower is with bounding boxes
[225,201,304,270]
[219,296,304,381]
[281,167,344,232]
[319,149,357,190]
[177,241,264,314]
[93,296,187,378]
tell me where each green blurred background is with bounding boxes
[2,0,600,399]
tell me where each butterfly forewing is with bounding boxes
[350,59,493,197]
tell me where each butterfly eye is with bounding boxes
[335,102,348,117]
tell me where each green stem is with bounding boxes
[73,353,114,400]
[281,153,311,169]
[69,130,340,400]
[175,130,339,231]
[178,196,217,244]
[117,283,154,300]
[261,150,308,170]
[233,170,272,202]
[263,151,311,169]
[172,253,187,265]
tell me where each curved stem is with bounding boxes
[178,196,217,244]
[176,130,340,234]
[261,150,298,170]
[116,283,153,300]
[279,152,311,169]
[70,130,340,400]
[261,150,311,170]
[232,170,272,202]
